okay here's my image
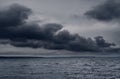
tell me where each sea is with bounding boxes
[0,56,120,79]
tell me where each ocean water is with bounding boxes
[0,57,120,79]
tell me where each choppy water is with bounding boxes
[0,57,120,79]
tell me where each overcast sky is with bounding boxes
[0,0,115,40]
[0,0,107,35]
[0,0,120,55]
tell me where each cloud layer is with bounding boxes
[0,4,116,52]
[85,0,120,21]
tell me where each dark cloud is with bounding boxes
[0,4,63,40]
[0,4,117,52]
[94,36,115,48]
[10,23,63,41]
[85,0,120,21]
[0,4,31,28]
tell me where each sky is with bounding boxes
[0,0,107,35]
[0,0,120,55]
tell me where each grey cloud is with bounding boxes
[0,4,117,52]
[85,0,120,21]
[0,4,31,28]
[94,36,115,48]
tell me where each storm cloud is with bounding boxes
[85,0,120,21]
[0,4,31,28]
[0,4,117,52]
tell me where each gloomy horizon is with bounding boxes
[1,1,120,79]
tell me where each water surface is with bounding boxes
[0,57,120,79]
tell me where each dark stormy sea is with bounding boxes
[0,54,120,79]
